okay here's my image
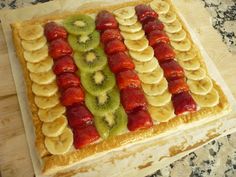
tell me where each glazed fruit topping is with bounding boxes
[60,87,84,106]
[56,73,80,90]
[160,60,184,80]
[172,91,197,115]
[108,52,135,74]
[96,10,118,31]
[148,30,170,47]
[127,109,153,131]
[168,78,189,94]
[154,42,175,62]
[121,87,147,112]
[49,38,72,59]
[73,124,100,149]
[116,70,141,90]
[44,22,67,42]
[53,55,77,75]
[105,39,127,55]
[101,29,123,44]
[143,19,164,34]
[66,104,93,128]
[135,4,158,23]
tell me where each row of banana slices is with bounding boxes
[151,0,219,107]
[18,24,73,155]
[114,7,175,122]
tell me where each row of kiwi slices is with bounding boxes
[63,14,128,139]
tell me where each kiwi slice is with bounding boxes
[94,106,128,139]
[63,15,95,35]
[74,47,107,72]
[68,30,100,52]
[81,67,116,96]
[85,88,120,116]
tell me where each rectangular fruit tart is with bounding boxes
[10,0,231,175]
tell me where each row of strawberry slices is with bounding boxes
[134,4,197,115]
[96,11,153,131]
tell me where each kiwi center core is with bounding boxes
[104,113,115,127]
[86,52,96,63]
[97,94,108,105]
[93,71,105,84]
[74,20,86,27]
[79,35,89,43]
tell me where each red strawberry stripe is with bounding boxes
[135,5,197,116]
[44,22,100,149]
[96,11,153,131]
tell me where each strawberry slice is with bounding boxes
[168,78,189,94]
[66,104,93,128]
[56,73,80,90]
[121,87,147,112]
[73,124,100,149]
[49,38,72,59]
[128,109,153,131]
[143,19,164,34]
[53,55,77,75]
[44,22,67,42]
[135,4,158,23]
[154,42,175,62]
[105,39,126,55]
[101,29,123,44]
[96,10,118,31]
[108,52,135,73]
[60,87,84,106]
[148,30,169,47]
[172,91,197,115]
[116,70,141,90]
[160,60,184,80]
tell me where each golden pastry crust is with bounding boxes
[10,0,231,175]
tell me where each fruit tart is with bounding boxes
[11,0,230,175]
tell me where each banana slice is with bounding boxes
[138,67,163,84]
[146,90,171,107]
[27,56,53,73]
[185,68,206,81]
[42,116,68,137]
[129,46,154,62]
[170,37,191,52]
[38,104,66,122]
[179,57,200,70]
[119,22,142,33]
[192,88,219,107]
[35,94,60,109]
[164,19,182,33]
[121,30,145,40]
[159,9,176,23]
[45,127,73,155]
[30,70,56,85]
[32,82,58,97]
[116,15,137,26]
[21,36,47,52]
[175,46,197,61]
[113,6,135,19]
[124,37,149,52]
[19,24,44,41]
[167,29,186,42]
[142,78,168,96]
[133,57,158,73]
[187,76,213,95]
[24,45,48,63]
[148,102,175,122]
[150,0,170,15]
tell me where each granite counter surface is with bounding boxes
[0,0,235,177]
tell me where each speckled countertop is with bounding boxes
[0,0,236,177]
